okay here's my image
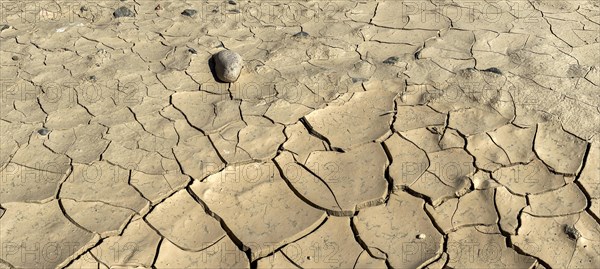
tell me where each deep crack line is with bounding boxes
[273,154,346,215]
[185,187,251,257]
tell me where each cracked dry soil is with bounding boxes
[0,0,599,268]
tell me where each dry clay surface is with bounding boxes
[0,0,599,268]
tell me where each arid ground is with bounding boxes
[0,0,599,268]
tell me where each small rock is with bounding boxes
[11,55,19,61]
[0,25,9,32]
[417,234,426,239]
[564,225,581,240]
[155,4,162,11]
[80,6,88,12]
[188,48,197,54]
[89,75,96,81]
[228,0,237,5]
[352,77,367,83]
[37,128,50,136]
[181,9,197,17]
[213,50,243,83]
[483,67,502,75]
[113,6,134,18]
[383,56,399,65]
[293,31,309,38]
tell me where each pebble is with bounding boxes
[383,56,399,65]
[214,50,243,83]
[182,9,197,17]
[37,128,50,136]
[416,233,426,239]
[352,77,367,83]
[293,31,309,38]
[113,6,134,18]
[188,48,197,54]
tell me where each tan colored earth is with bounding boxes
[1,0,599,268]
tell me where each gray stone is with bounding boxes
[113,6,134,18]
[181,9,197,17]
[293,31,309,38]
[213,50,243,82]
[383,56,399,64]
[37,128,49,135]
